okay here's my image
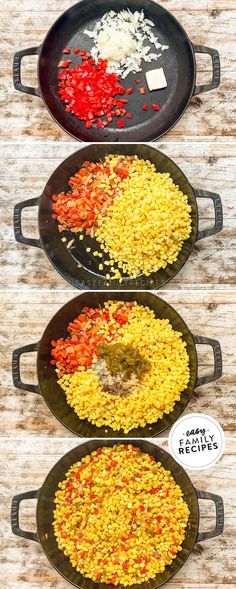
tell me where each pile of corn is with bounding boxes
[58,301,190,433]
[53,444,190,585]
[95,155,192,280]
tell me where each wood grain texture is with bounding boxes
[0,437,235,589]
[1,289,235,438]
[0,0,235,143]
[0,141,235,290]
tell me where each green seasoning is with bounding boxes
[97,342,150,380]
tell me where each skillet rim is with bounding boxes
[35,439,200,589]
[36,291,198,438]
[37,143,199,290]
[36,0,197,143]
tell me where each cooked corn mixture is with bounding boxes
[53,444,190,585]
[52,155,192,281]
[96,156,192,279]
[57,301,190,433]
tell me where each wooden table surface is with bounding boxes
[1,289,235,438]
[1,0,235,143]
[0,437,235,589]
[1,0,235,585]
[0,141,236,290]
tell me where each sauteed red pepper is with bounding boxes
[51,156,134,236]
[50,303,131,377]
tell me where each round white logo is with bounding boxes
[168,413,225,470]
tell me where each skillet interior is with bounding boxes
[39,144,198,290]
[37,292,198,437]
[37,439,199,589]
[38,0,196,142]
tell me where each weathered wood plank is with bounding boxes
[0,438,235,588]
[0,289,235,437]
[1,1,235,142]
[0,142,235,290]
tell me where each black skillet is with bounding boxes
[12,292,222,438]
[13,0,220,142]
[11,440,224,589]
[13,144,223,291]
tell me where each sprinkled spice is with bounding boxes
[50,302,132,377]
[92,357,139,397]
[97,342,150,380]
[55,301,190,433]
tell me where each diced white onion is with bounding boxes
[84,10,169,79]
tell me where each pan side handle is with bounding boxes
[193,44,220,95]
[11,490,40,542]
[194,189,223,240]
[195,488,224,542]
[13,47,41,96]
[12,343,40,394]
[13,197,42,248]
[192,335,222,387]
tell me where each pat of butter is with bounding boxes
[145,68,167,91]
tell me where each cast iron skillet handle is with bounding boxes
[11,490,40,542]
[14,197,42,248]
[13,46,41,96]
[193,44,220,95]
[12,343,40,394]
[194,189,223,240]
[195,489,224,542]
[193,335,222,387]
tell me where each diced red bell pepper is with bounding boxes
[95,573,102,580]
[149,487,160,494]
[120,535,127,542]
[58,60,72,68]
